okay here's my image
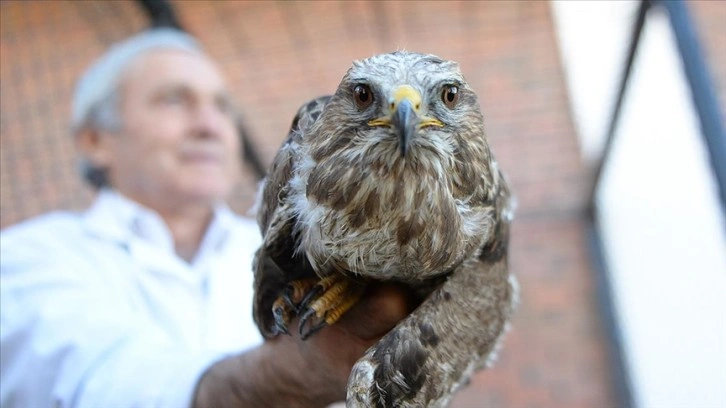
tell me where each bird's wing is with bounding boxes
[479,166,513,263]
[348,173,516,407]
[252,96,332,338]
[256,95,331,234]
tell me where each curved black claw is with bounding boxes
[298,307,327,340]
[282,285,302,313]
[298,284,324,312]
[273,305,291,336]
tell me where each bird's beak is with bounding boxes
[392,96,418,157]
[368,85,443,157]
[390,85,424,157]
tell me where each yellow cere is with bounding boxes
[367,84,444,128]
[392,85,422,111]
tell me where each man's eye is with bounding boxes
[161,93,184,104]
[216,97,233,115]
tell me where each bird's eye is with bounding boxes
[353,84,374,110]
[441,85,459,109]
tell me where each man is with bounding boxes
[0,29,407,407]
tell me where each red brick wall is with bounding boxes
[0,1,660,406]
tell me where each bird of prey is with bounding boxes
[253,51,517,407]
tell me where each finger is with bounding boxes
[339,283,413,340]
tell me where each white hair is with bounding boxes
[72,28,204,187]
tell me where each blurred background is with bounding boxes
[1,1,724,407]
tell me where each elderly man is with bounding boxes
[0,29,407,407]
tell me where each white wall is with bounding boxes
[551,2,726,408]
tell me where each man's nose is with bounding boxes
[192,103,229,138]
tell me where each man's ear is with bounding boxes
[75,128,112,168]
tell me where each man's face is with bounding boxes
[94,50,241,210]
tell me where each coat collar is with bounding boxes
[81,189,237,264]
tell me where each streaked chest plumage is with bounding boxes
[288,132,494,281]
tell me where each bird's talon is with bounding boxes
[274,321,291,336]
[272,275,363,340]
[298,284,324,311]
[301,318,327,340]
[298,307,327,340]
[282,286,301,313]
[272,303,292,336]
[283,278,318,312]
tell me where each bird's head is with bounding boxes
[309,51,487,168]
[302,51,496,226]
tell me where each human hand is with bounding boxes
[193,283,412,408]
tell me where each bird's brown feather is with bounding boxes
[253,96,330,338]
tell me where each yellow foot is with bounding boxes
[298,275,365,340]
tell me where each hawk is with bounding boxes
[253,51,517,407]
